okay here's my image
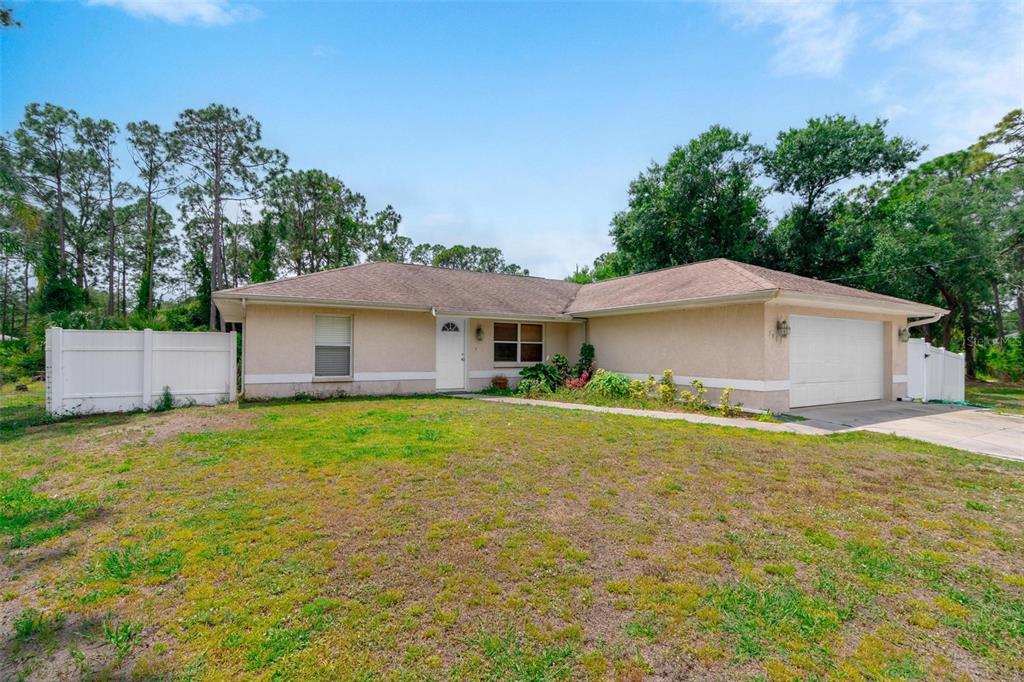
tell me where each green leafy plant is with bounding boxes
[102,618,142,657]
[573,343,595,378]
[551,354,572,384]
[628,376,655,400]
[718,387,742,417]
[515,377,550,398]
[520,363,560,392]
[153,386,174,412]
[585,369,631,399]
[657,369,677,404]
[680,379,709,411]
[14,607,63,640]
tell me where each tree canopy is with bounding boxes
[610,125,769,272]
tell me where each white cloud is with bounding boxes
[722,1,1022,153]
[720,1,859,77]
[861,1,1023,153]
[86,0,259,26]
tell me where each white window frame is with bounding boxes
[314,314,353,379]
[493,322,544,366]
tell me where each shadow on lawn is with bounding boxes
[237,392,458,410]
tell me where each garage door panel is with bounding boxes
[789,315,884,408]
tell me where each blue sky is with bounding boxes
[2,0,1022,278]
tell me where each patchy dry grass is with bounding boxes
[967,380,1024,415]
[1,394,1023,680]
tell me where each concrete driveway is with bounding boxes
[788,401,1024,461]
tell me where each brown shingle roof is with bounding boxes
[214,258,943,317]
[216,261,582,318]
[565,259,941,313]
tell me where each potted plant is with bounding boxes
[491,375,509,390]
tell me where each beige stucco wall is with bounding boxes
[246,379,436,400]
[586,303,767,380]
[245,303,438,393]
[241,300,911,409]
[243,305,587,395]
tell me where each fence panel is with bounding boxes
[906,338,965,402]
[46,328,236,416]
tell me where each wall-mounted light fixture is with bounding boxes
[776,319,790,338]
[898,327,910,343]
[475,325,484,341]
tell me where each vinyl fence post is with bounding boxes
[142,328,153,409]
[47,327,64,416]
[229,331,238,402]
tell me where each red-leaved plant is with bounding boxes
[565,370,591,391]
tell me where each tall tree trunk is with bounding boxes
[121,251,127,317]
[144,184,155,310]
[106,163,116,315]
[1017,286,1024,335]
[992,280,1006,350]
[1,256,9,338]
[75,247,85,288]
[962,298,976,379]
[926,267,957,349]
[209,146,223,330]
[55,169,66,277]
[22,260,29,330]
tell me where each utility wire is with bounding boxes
[823,251,1008,283]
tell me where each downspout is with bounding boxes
[906,312,944,330]
[241,297,247,398]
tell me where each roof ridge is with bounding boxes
[376,260,582,286]
[575,255,737,288]
[217,260,583,297]
[219,261,373,294]
[720,259,777,290]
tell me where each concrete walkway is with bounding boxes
[457,394,1024,462]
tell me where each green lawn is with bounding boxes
[1,392,1023,680]
[967,380,1024,415]
[0,381,49,441]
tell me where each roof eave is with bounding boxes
[212,292,577,321]
[568,291,779,317]
[772,291,948,318]
[213,293,434,314]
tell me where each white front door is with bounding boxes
[435,317,466,390]
[789,315,885,407]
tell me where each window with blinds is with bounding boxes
[315,315,352,377]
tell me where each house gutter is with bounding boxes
[907,312,945,329]
[772,291,947,318]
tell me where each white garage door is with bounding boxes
[789,315,884,408]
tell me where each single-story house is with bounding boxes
[213,258,946,412]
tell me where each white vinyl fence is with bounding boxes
[46,328,237,416]
[906,337,965,403]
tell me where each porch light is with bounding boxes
[898,327,910,343]
[475,325,484,341]
[776,319,790,338]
